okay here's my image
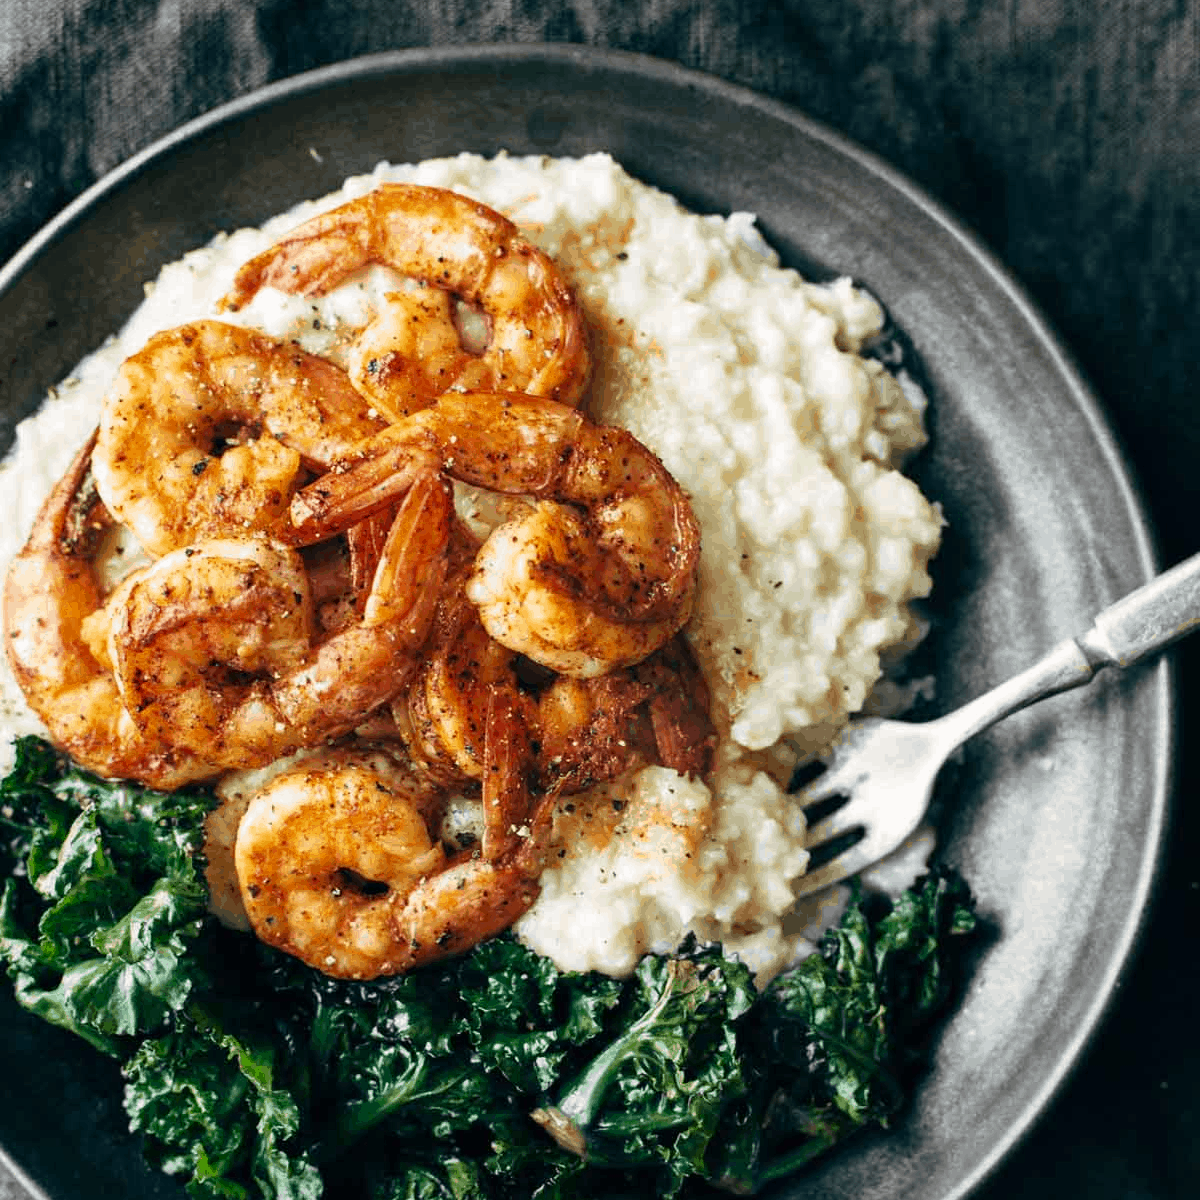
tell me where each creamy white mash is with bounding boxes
[0,153,941,983]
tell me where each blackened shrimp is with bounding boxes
[233,694,555,979]
[221,183,591,417]
[289,391,701,677]
[92,319,386,557]
[105,470,453,771]
[399,567,717,795]
[2,434,216,789]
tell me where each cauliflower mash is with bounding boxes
[0,152,940,983]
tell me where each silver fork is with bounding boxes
[792,551,1200,898]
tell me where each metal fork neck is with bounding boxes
[932,637,1097,754]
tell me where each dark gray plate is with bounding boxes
[0,44,1171,1200]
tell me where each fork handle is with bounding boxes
[936,551,1200,752]
[1076,551,1200,668]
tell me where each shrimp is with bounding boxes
[233,694,554,979]
[203,741,449,934]
[105,469,453,771]
[2,434,217,789]
[288,391,701,677]
[221,183,591,417]
[92,319,387,557]
[399,567,717,794]
[346,288,499,421]
[539,633,719,786]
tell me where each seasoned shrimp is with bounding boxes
[106,469,453,771]
[2,434,216,789]
[289,391,701,677]
[234,695,554,978]
[346,288,498,420]
[399,567,717,794]
[540,633,718,786]
[92,319,386,557]
[203,742,448,934]
[222,183,591,416]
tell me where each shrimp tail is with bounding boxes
[271,469,454,739]
[4,433,103,704]
[345,506,398,615]
[224,216,373,306]
[388,682,556,969]
[361,467,454,631]
[288,427,438,546]
[480,684,534,861]
[637,634,718,779]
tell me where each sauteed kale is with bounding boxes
[0,736,979,1198]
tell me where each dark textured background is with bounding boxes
[0,2,1197,1197]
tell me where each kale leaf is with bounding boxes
[529,941,756,1196]
[124,1010,323,1200]
[726,868,980,1191]
[0,737,211,1054]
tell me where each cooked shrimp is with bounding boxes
[2,434,217,789]
[399,568,717,793]
[221,183,591,416]
[539,633,718,787]
[289,391,701,677]
[92,319,386,557]
[346,288,499,420]
[106,469,453,771]
[234,695,553,978]
[203,741,448,934]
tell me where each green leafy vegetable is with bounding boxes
[0,737,211,1054]
[723,870,980,1191]
[529,944,755,1196]
[0,736,981,1198]
[124,1010,323,1200]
